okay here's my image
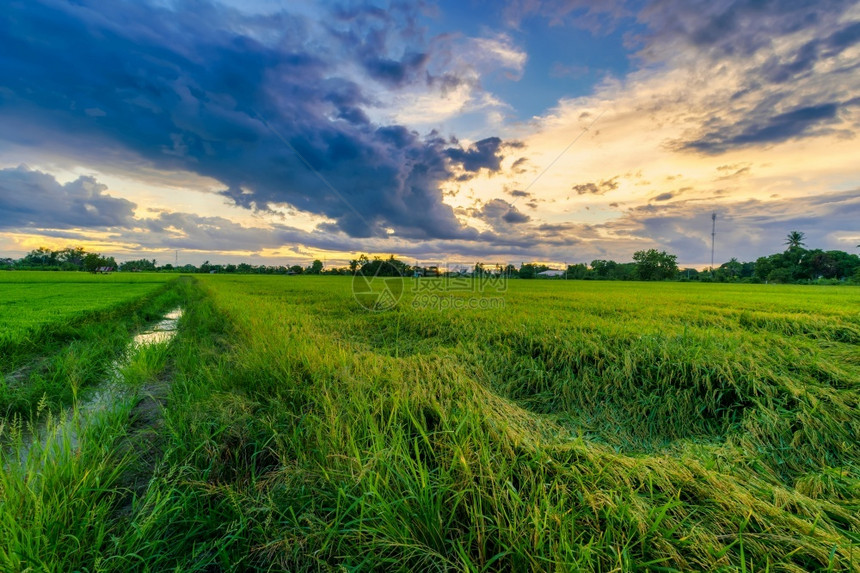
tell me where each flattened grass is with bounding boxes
[2,276,857,570]
[104,276,857,571]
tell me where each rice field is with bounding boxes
[0,271,172,345]
[1,274,858,571]
[0,272,182,418]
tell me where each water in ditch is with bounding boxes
[4,307,183,464]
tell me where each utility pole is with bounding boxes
[710,212,717,275]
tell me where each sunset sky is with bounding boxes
[1,0,858,268]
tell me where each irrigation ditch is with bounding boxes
[4,306,184,465]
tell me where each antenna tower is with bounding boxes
[710,213,717,273]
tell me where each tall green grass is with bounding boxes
[1,276,857,570]
[84,276,856,571]
[0,312,181,572]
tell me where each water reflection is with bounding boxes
[133,308,182,346]
[4,307,183,464]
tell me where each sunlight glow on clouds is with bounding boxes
[0,0,858,267]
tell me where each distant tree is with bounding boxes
[767,267,793,284]
[784,231,806,249]
[740,261,756,278]
[518,262,548,279]
[21,247,58,268]
[289,265,304,274]
[83,252,114,272]
[120,258,157,272]
[57,247,86,269]
[712,258,744,282]
[308,259,324,274]
[358,255,405,277]
[754,255,778,281]
[590,259,617,280]
[723,258,742,279]
[632,249,678,280]
[565,263,588,279]
[827,250,860,279]
[83,252,100,272]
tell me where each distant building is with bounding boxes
[537,269,565,278]
[413,266,440,277]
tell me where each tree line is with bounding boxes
[3,232,858,283]
[0,248,330,275]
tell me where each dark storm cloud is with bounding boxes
[681,103,842,153]
[0,166,135,229]
[362,53,430,86]
[636,0,860,154]
[639,0,855,58]
[474,199,531,230]
[445,137,505,172]
[510,157,530,174]
[503,209,531,224]
[121,205,583,261]
[0,0,511,242]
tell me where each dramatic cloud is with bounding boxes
[0,166,135,229]
[613,189,860,263]
[474,199,532,230]
[503,0,631,32]
[635,0,860,153]
[507,189,532,198]
[0,0,516,242]
[1,0,858,266]
[446,137,505,172]
[681,102,846,153]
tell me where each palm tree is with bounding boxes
[784,231,806,249]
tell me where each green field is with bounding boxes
[0,271,172,345]
[1,276,859,571]
[0,271,182,417]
